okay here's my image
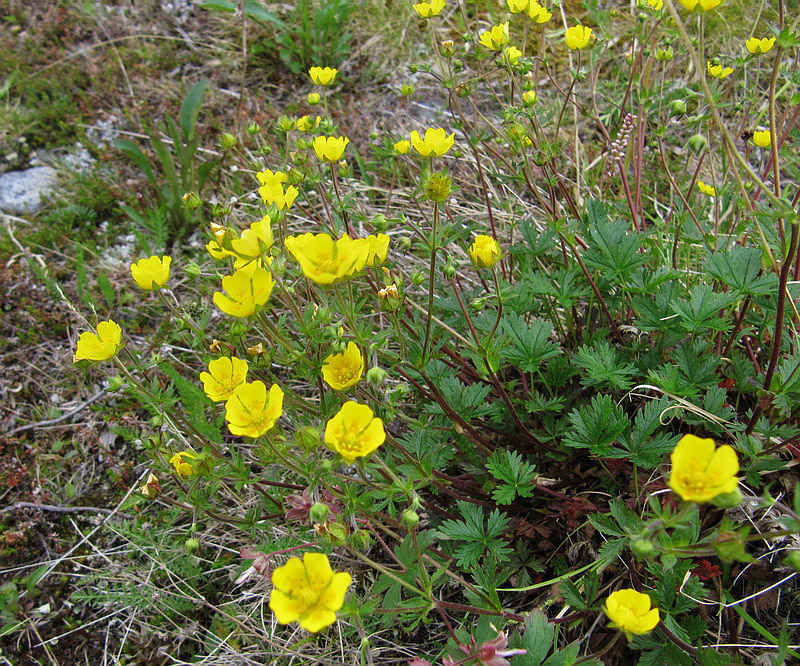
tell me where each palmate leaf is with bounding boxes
[501,313,561,372]
[670,285,739,334]
[582,218,649,284]
[564,394,630,456]
[573,340,637,391]
[705,246,777,297]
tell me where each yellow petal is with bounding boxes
[269,589,305,624]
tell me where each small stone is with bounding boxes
[0,167,58,214]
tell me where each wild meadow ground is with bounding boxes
[1,0,799,664]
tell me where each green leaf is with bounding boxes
[559,578,588,610]
[705,246,777,296]
[438,501,511,568]
[582,219,649,284]
[159,363,222,444]
[501,314,561,372]
[518,609,555,666]
[179,80,206,141]
[427,376,494,420]
[486,449,537,504]
[564,394,630,456]
[670,285,738,334]
[114,138,157,188]
[573,341,637,391]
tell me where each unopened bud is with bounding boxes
[185,538,200,552]
[712,488,743,509]
[425,172,452,202]
[184,262,201,279]
[402,509,420,528]
[366,367,388,386]
[401,83,415,96]
[307,92,321,105]
[349,529,372,551]
[309,502,330,524]
[182,191,202,210]
[443,263,457,279]
[296,426,321,452]
[784,550,800,572]
[687,133,708,153]
[219,133,238,150]
[247,122,261,134]
[631,537,656,559]
[440,40,455,57]
[668,99,687,116]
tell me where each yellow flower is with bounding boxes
[413,0,445,17]
[257,170,299,210]
[130,255,172,290]
[169,451,196,479]
[668,434,739,503]
[285,232,370,284]
[752,130,771,148]
[309,66,338,85]
[393,139,411,155]
[269,552,352,633]
[504,45,522,65]
[307,92,321,105]
[707,60,733,79]
[231,215,274,262]
[522,90,538,106]
[74,319,122,363]
[645,0,663,9]
[507,0,528,12]
[365,233,390,266]
[605,589,660,637]
[213,266,275,317]
[565,25,593,50]
[746,36,775,55]
[469,235,502,268]
[479,23,510,51]
[679,0,721,10]
[324,401,386,463]
[697,180,716,197]
[207,238,231,260]
[527,1,552,22]
[313,136,350,162]
[322,342,364,390]
[224,380,284,438]
[200,356,249,402]
[296,115,322,133]
[410,127,455,157]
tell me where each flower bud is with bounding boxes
[366,367,388,386]
[425,172,452,202]
[440,40,455,57]
[295,426,321,451]
[655,46,674,61]
[402,509,420,528]
[309,502,330,524]
[184,262,201,279]
[219,133,238,150]
[631,537,656,559]
[371,214,388,232]
[315,521,348,545]
[185,538,200,552]
[318,459,333,475]
[455,81,471,97]
[398,236,412,252]
[401,83,415,96]
[314,305,333,324]
[307,92,321,105]
[668,99,687,116]
[410,270,426,286]
[277,115,296,132]
[522,90,538,106]
[443,263,457,279]
[247,122,261,134]
[182,191,202,210]
[108,375,124,391]
[349,529,372,552]
[687,133,708,153]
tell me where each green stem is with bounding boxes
[420,201,439,366]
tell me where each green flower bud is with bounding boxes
[668,99,687,116]
[349,529,372,552]
[440,40,455,57]
[410,270,426,286]
[631,538,656,559]
[307,92,321,105]
[185,538,200,552]
[182,191,202,210]
[366,367,388,386]
[247,122,261,134]
[317,521,348,546]
[371,214,388,232]
[314,305,333,324]
[277,115,295,132]
[425,172,452,202]
[443,263,457,279]
[318,459,333,475]
[184,262,201,279]
[398,236,412,252]
[401,83,415,96]
[656,46,674,61]
[402,509,420,528]
[219,133,238,150]
[295,426,321,451]
[687,133,708,153]
[230,320,249,338]
[107,375,124,391]
[309,502,330,524]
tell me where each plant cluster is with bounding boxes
[57,0,800,662]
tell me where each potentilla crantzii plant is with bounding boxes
[70,0,800,662]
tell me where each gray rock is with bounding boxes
[0,166,58,214]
